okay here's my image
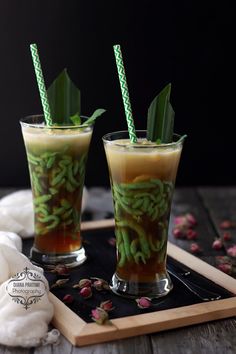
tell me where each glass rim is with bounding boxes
[102,130,186,148]
[20,114,92,130]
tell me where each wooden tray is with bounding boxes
[49,219,236,347]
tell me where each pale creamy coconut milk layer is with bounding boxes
[22,126,92,154]
[104,138,182,183]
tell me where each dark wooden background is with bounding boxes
[0,1,235,188]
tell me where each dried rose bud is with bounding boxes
[172,227,182,238]
[51,278,70,289]
[186,213,197,226]
[79,286,92,299]
[50,264,70,275]
[212,239,223,250]
[62,294,74,304]
[92,277,110,291]
[174,216,187,226]
[174,213,197,228]
[108,237,116,246]
[100,300,115,312]
[172,226,186,238]
[223,232,232,241]
[217,263,232,274]
[186,229,198,240]
[174,222,191,237]
[73,278,92,289]
[227,245,236,258]
[220,220,235,230]
[189,242,201,254]
[91,307,109,325]
[136,297,152,309]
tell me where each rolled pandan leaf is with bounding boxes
[47,68,81,125]
[147,83,175,143]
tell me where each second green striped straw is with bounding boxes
[113,45,137,143]
[30,43,52,126]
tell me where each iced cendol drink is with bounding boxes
[22,47,105,268]
[21,115,93,267]
[103,131,185,298]
[109,45,186,298]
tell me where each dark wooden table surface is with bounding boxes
[1,186,236,354]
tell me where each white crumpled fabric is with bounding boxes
[0,188,89,238]
[0,231,59,347]
[0,190,34,238]
[0,187,89,346]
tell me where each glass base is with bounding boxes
[110,271,173,299]
[30,246,87,269]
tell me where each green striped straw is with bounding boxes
[113,44,137,143]
[30,43,52,126]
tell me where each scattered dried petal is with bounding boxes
[51,278,70,289]
[186,229,198,240]
[136,297,152,309]
[212,239,223,250]
[73,278,92,289]
[217,263,232,274]
[100,300,115,312]
[79,286,92,299]
[189,242,201,254]
[174,213,197,228]
[174,216,187,226]
[173,213,198,240]
[227,245,236,258]
[223,232,232,241]
[91,307,109,325]
[186,213,197,226]
[62,294,74,304]
[173,227,184,239]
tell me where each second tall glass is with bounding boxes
[103,131,185,298]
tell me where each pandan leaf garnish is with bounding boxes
[47,68,106,126]
[81,108,106,126]
[70,112,81,125]
[146,83,175,143]
[47,68,81,125]
[69,109,106,126]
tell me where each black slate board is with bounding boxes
[39,228,233,324]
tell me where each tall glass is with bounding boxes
[103,131,185,298]
[20,115,93,268]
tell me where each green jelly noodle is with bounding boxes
[112,178,173,267]
[27,148,87,235]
